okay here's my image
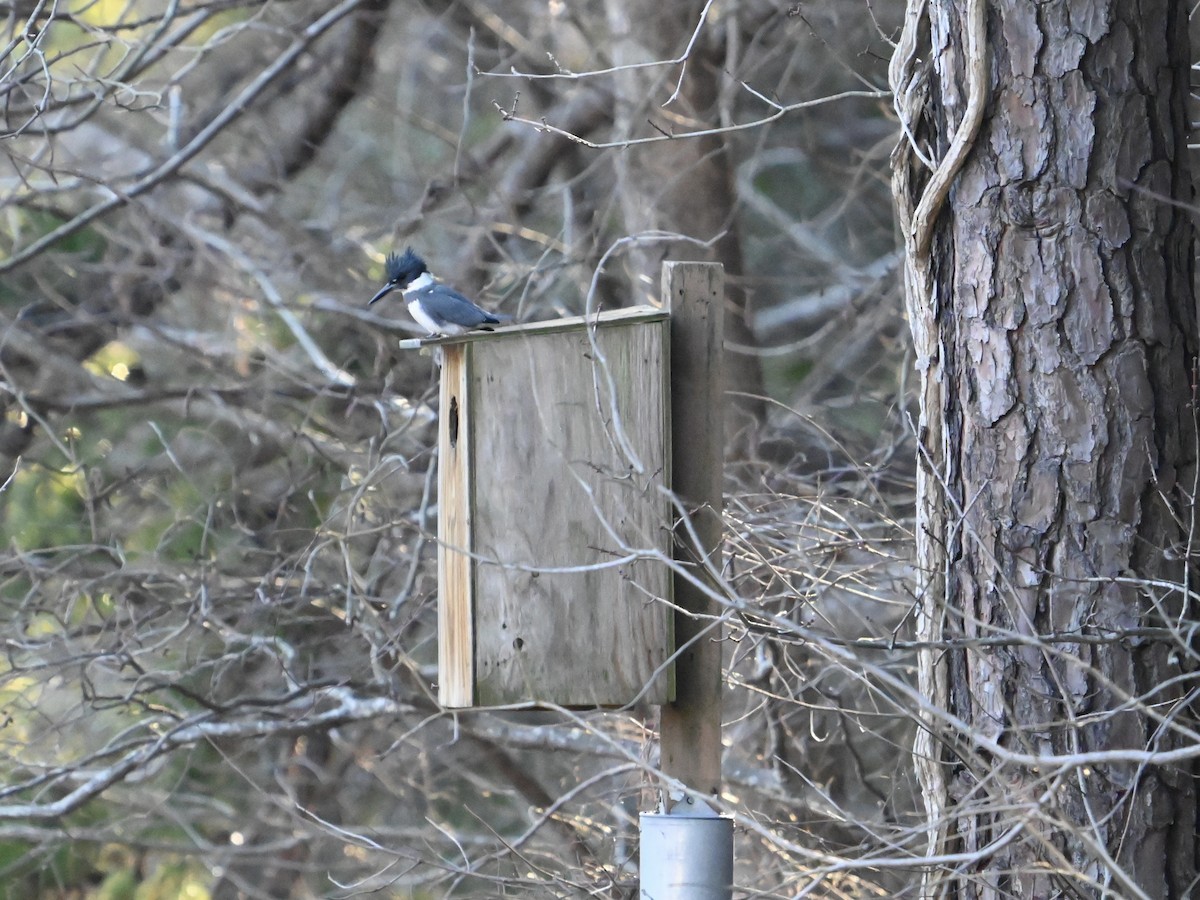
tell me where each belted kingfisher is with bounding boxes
[368,248,510,336]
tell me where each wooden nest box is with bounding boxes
[426,307,675,708]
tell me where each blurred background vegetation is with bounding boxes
[0,0,925,896]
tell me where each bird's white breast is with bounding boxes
[407,299,445,334]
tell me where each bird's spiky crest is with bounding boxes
[384,247,426,284]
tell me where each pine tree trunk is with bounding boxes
[892,1,1198,896]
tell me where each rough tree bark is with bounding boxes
[892,1,1197,897]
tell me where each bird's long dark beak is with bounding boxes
[368,284,395,306]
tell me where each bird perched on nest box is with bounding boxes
[369,248,510,336]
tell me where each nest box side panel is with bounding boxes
[438,345,475,708]
[468,320,673,706]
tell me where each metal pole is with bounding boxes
[640,811,733,900]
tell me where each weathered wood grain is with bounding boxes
[660,261,725,798]
[436,308,674,708]
[437,346,475,707]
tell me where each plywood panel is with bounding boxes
[437,346,475,707]
[466,318,673,706]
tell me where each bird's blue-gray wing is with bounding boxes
[415,284,504,327]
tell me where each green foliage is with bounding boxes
[0,838,213,900]
[1,465,90,551]
[95,868,138,900]
[0,836,93,899]
[83,343,143,384]
[0,209,107,267]
[752,161,837,222]
[766,354,815,392]
[122,858,211,900]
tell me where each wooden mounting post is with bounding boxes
[662,261,724,798]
